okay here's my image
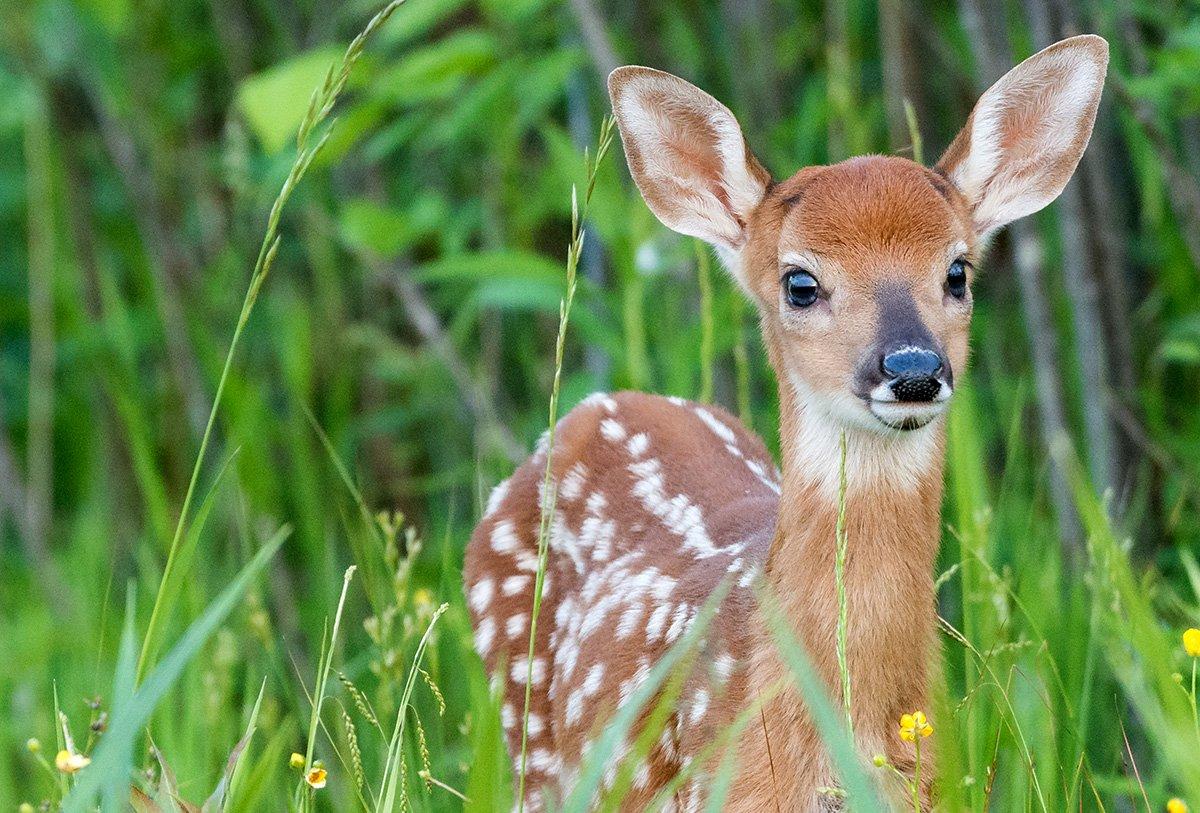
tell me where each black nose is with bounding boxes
[881,347,943,402]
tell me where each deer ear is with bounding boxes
[936,35,1108,238]
[608,66,771,253]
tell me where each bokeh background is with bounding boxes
[3,0,1200,808]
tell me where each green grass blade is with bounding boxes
[758,585,882,810]
[64,527,288,810]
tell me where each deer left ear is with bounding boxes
[936,35,1108,238]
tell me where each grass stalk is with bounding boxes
[903,98,924,165]
[911,737,922,813]
[515,116,616,811]
[134,0,406,683]
[835,432,853,737]
[378,602,450,811]
[695,239,715,403]
[296,566,356,809]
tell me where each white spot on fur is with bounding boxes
[689,688,710,724]
[646,603,671,643]
[600,418,627,442]
[502,574,531,596]
[530,748,560,774]
[628,457,739,559]
[583,663,605,696]
[490,520,521,554]
[474,616,496,656]
[511,657,547,686]
[626,432,650,457]
[469,577,494,613]
[560,462,587,502]
[484,478,511,516]
[506,613,528,639]
[694,407,736,443]
[714,652,736,684]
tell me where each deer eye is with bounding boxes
[946,259,969,299]
[783,269,820,308]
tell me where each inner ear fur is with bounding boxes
[608,66,771,252]
[935,35,1109,237]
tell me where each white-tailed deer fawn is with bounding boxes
[466,35,1107,811]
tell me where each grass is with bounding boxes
[4,0,1200,810]
[516,115,615,810]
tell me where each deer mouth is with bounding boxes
[866,398,948,431]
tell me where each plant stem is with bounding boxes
[835,432,853,737]
[134,0,405,684]
[912,737,922,813]
[695,239,715,403]
[1191,658,1198,745]
[516,117,615,812]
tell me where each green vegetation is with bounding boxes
[2,0,1199,809]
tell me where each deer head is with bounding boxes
[608,36,1108,455]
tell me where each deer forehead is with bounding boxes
[746,156,972,292]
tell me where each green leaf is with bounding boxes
[411,250,564,286]
[64,528,289,811]
[236,47,343,152]
[138,449,242,673]
[370,29,497,107]
[377,0,471,48]
[338,196,448,259]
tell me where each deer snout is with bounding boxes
[881,346,944,403]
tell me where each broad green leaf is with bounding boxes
[236,47,342,152]
[411,250,564,286]
[371,29,497,107]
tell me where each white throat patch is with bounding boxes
[785,370,943,500]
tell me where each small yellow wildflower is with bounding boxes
[1184,628,1200,658]
[26,738,40,753]
[19,803,34,813]
[1167,799,1188,813]
[289,752,306,770]
[306,764,328,789]
[872,754,887,767]
[55,749,91,773]
[899,710,934,742]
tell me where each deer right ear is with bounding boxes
[936,35,1108,239]
[608,67,771,254]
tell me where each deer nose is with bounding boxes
[881,347,944,402]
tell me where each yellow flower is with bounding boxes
[899,710,934,742]
[289,752,306,770]
[306,765,328,789]
[1168,799,1188,813]
[1184,629,1200,658]
[26,738,40,753]
[55,749,91,773]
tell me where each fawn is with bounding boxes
[465,35,1108,811]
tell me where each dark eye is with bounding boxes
[783,269,820,308]
[946,259,969,299]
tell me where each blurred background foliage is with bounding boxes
[3,0,1200,808]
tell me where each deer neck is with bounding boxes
[751,365,946,758]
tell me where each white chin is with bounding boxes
[868,401,947,430]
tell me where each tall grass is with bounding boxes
[135,0,408,683]
[516,115,616,810]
